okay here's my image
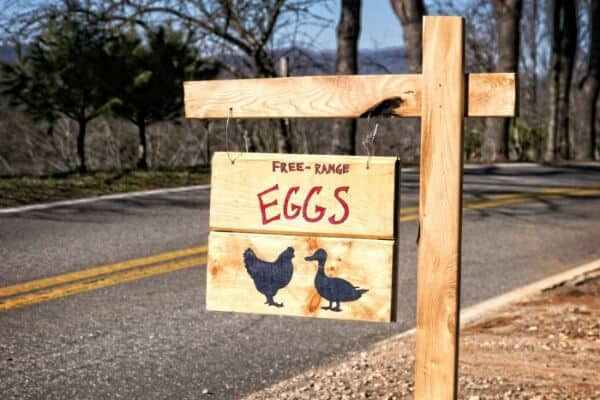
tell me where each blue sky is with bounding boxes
[309,1,405,50]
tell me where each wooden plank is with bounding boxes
[206,231,394,322]
[185,74,420,118]
[184,73,516,119]
[414,16,464,400]
[468,73,517,117]
[209,152,398,239]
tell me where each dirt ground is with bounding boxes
[242,268,600,400]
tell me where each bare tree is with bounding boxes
[573,0,599,160]
[330,0,360,155]
[545,0,577,161]
[390,0,425,74]
[1,1,329,133]
[277,56,292,153]
[481,0,522,162]
[389,0,424,160]
[93,1,330,78]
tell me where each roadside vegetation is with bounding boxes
[0,168,210,208]
[0,1,598,202]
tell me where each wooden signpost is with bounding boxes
[184,16,517,400]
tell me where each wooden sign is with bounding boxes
[186,15,518,399]
[207,152,399,322]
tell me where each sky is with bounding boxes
[308,1,405,50]
[12,1,451,51]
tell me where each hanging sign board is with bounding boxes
[207,152,399,322]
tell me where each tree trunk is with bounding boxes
[390,0,425,161]
[575,77,600,160]
[573,0,600,160]
[531,0,538,113]
[545,0,577,161]
[77,118,87,173]
[276,56,293,153]
[482,0,522,162]
[330,0,361,155]
[390,0,425,74]
[206,120,212,165]
[137,120,148,169]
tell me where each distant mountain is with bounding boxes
[280,46,406,75]
[0,44,407,74]
[359,47,406,74]
[0,45,17,63]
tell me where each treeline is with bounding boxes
[1,6,218,172]
[0,0,334,175]
[0,0,598,176]
[396,0,599,162]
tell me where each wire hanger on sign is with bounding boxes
[362,113,379,169]
[225,107,249,164]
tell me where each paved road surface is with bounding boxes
[1,164,599,399]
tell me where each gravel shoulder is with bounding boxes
[242,267,600,400]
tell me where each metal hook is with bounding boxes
[363,113,378,169]
[225,108,234,164]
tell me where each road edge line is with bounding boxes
[0,184,211,214]
[386,257,600,342]
[460,257,600,325]
[240,260,600,400]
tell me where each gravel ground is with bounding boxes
[242,268,600,400]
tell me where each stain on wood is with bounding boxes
[184,73,515,119]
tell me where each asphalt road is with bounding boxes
[1,164,599,399]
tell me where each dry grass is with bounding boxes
[0,168,210,208]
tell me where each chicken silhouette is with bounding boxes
[243,247,295,307]
[305,248,368,312]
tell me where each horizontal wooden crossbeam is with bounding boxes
[184,73,516,119]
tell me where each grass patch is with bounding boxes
[0,167,211,208]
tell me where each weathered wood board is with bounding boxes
[207,231,394,322]
[184,73,516,119]
[210,152,398,239]
[207,152,398,322]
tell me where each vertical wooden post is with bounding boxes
[414,16,465,400]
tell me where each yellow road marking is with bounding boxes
[0,256,206,311]
[1,186,599,311]
[400,186,600,216]
[0,245,207,298]
[463,187,600,211]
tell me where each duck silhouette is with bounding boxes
[305,248,368,312]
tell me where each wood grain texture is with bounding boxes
[184,73,516,119]
[206,231,394,322]
[468,73,517,117]
[185,75,419,118]
[209,152,398,239]
[414,16,464,400]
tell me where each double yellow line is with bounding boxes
[1,186,599,312]
[0,246,207,311]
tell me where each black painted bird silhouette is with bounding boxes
[305,248,368,312]
[243,247,295,307]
